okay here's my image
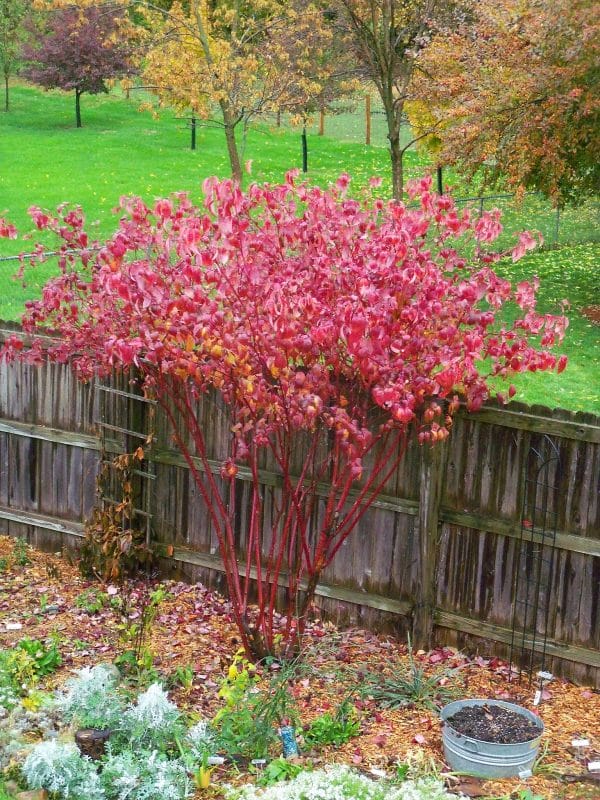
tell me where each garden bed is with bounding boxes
[0,535,599,799]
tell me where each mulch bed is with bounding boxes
[1,534,599,799]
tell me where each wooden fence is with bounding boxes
[1,325,599,686]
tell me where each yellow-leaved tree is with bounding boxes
[142,0,344,181]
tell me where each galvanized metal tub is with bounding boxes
[440,699,544,778]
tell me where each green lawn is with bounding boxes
[0,84,598,413]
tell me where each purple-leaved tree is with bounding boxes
[22,5,133,128]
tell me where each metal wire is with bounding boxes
[509,435,560,686]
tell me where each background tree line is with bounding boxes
[1,0,598,205]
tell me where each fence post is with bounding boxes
[365,94,371,146]
[319,105,325,136]
[554,207,560,246]
[301,125,308,173]
[412,440,447,650]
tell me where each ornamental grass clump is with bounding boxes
[0,173,568,660]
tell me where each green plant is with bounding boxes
[0,558,8,574]
[0,782,13,800]
[531,738,562,780]
[114,584,166,685]
[37,593,49,614]
[303,696,360,748]
[514,791,545,800]
[11,538,30,567]
[212,653,280,760]
[361,642,463,712]
[392,749,443,783]
[168,664,195,693]
[0,648,38,694]
[392,763,410,783]
[76,587,109,614]
[16,637,62,677]
[257,757,305,786]
[208,651,302,761]
[214,691,277,761]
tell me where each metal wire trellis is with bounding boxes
[509,434,561,688]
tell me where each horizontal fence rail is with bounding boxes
[0,326,599,686]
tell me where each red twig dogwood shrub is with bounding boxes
[0,173,567,659]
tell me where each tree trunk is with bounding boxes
[382,95,404,200]
[224,122,242,182]
[4,74,8,112]
[220,102,242,183]
[389,127,403,201]
[75,90,82,128]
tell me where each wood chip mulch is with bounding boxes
[1,535,599,799]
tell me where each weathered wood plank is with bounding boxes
[0,505,84,536]
[170,545,413,616]
[0,417,102,450]
[440,510,600,557]
[458,406,600,443]
[434,609,600,669]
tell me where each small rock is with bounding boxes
[4,780,20,794]
[16,790,48,800]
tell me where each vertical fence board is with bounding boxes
[0,347,599,685]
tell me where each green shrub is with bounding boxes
[212,653,297,760]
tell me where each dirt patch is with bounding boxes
[581,305,600,325]
[445,703,542,743]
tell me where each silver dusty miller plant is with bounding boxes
[22,739,106,799]
[57,663,123,730]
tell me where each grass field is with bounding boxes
[1,84,598,413]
